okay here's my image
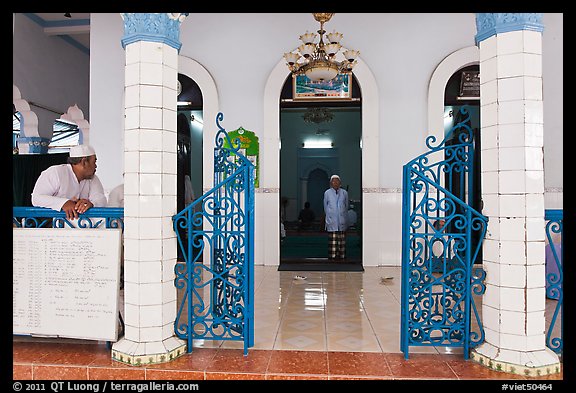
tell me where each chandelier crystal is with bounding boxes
[284,13,359,82]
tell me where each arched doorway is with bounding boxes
[260,53,379,268]
[176,73,203,261]
[443,64,482,263]
[279,74,363,268]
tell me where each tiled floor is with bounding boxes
[13,266,563,380]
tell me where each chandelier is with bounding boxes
[284,13,359,82]
[302,107,334,124]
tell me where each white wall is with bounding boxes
[542,13,563,189]
[89,13,125,192]
[89,13,562,192]
[14,13,563,193]
[85,13,563,194]
[12,13,89,136]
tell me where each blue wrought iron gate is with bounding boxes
[401,106,488,359]
[173,112,255,355]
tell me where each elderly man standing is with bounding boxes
[31,144,107,220]
[323,174,349,260]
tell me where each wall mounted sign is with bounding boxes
[225,127,260,187]
[293,73,352,100]
[458,70,480,100]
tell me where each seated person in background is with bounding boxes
[298,201,316,230]
[184,174,195,207]
[31,144,107,220]
[347,204,357,229]
[108,183,124,207]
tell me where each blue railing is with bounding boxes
[545,209,563,355]
[13,206,125,347]
[13,207,124,230]
[172,112,255,355]
[401,106,488,359]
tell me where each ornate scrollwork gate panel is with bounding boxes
[401,106,488,359]
[173,113,255,355]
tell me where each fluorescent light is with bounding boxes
[303,139,333,149]
[178,101,192,106]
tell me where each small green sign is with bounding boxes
[224,127,259,187]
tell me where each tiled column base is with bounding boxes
[471,343,561,377]
[111,337,186,366]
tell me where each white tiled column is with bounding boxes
[112,13,187,366]
[471,13,560,376]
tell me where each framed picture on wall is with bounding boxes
[293,73,352,100]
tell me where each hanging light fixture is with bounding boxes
[302,107,334,124]
[284,13,360,82]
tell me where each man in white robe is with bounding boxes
[323,174,349,260]
[31,144,107,220]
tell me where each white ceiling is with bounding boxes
[33,13,91,51]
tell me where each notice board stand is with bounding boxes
[13,228,122,342]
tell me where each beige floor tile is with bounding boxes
[324,299,364,309]
[324,308,367,321]
[279,318,326,334]
[326,332,382,352]
[190,338,223,349]
[281,308,325,319]
[325,318,376,335]
[273,331,327,351]
[253,318,281,333]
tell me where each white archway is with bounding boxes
[259,56,380,266]
[177,55,220,194]
[427,46,479,141]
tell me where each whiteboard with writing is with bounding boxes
[13,228,121,341]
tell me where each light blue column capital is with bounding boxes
[475,13,544,45]
[121,13,188,51]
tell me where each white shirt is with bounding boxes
[323,187,349,232]
[184,175,194,206]
[347,209,357,228]
[108,183,124,207]
[31,164,107,211]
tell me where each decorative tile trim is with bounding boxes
[362,188,402,193]
[112,341,187,366]
[121,13,188,51]
[475,13,544,44]
[255,188,280,193]
[470,350,561,377]
[204,188,280,194]
[204,186,561,195]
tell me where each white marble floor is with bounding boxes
[204,265,460,354]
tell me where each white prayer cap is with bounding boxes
[330,175,340,181]
[69,144,96,158]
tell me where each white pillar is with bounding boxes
[471,13,560,376]
[112,13,188,366]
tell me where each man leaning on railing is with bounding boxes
[31,144,107,219]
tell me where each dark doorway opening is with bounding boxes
[279,74,363,270]
[176,73,203,262]
[444,64,482,264]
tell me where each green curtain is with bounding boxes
[12,153,69,207]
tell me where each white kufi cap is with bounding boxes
[69,144,96,158]
[330,175,340,180]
